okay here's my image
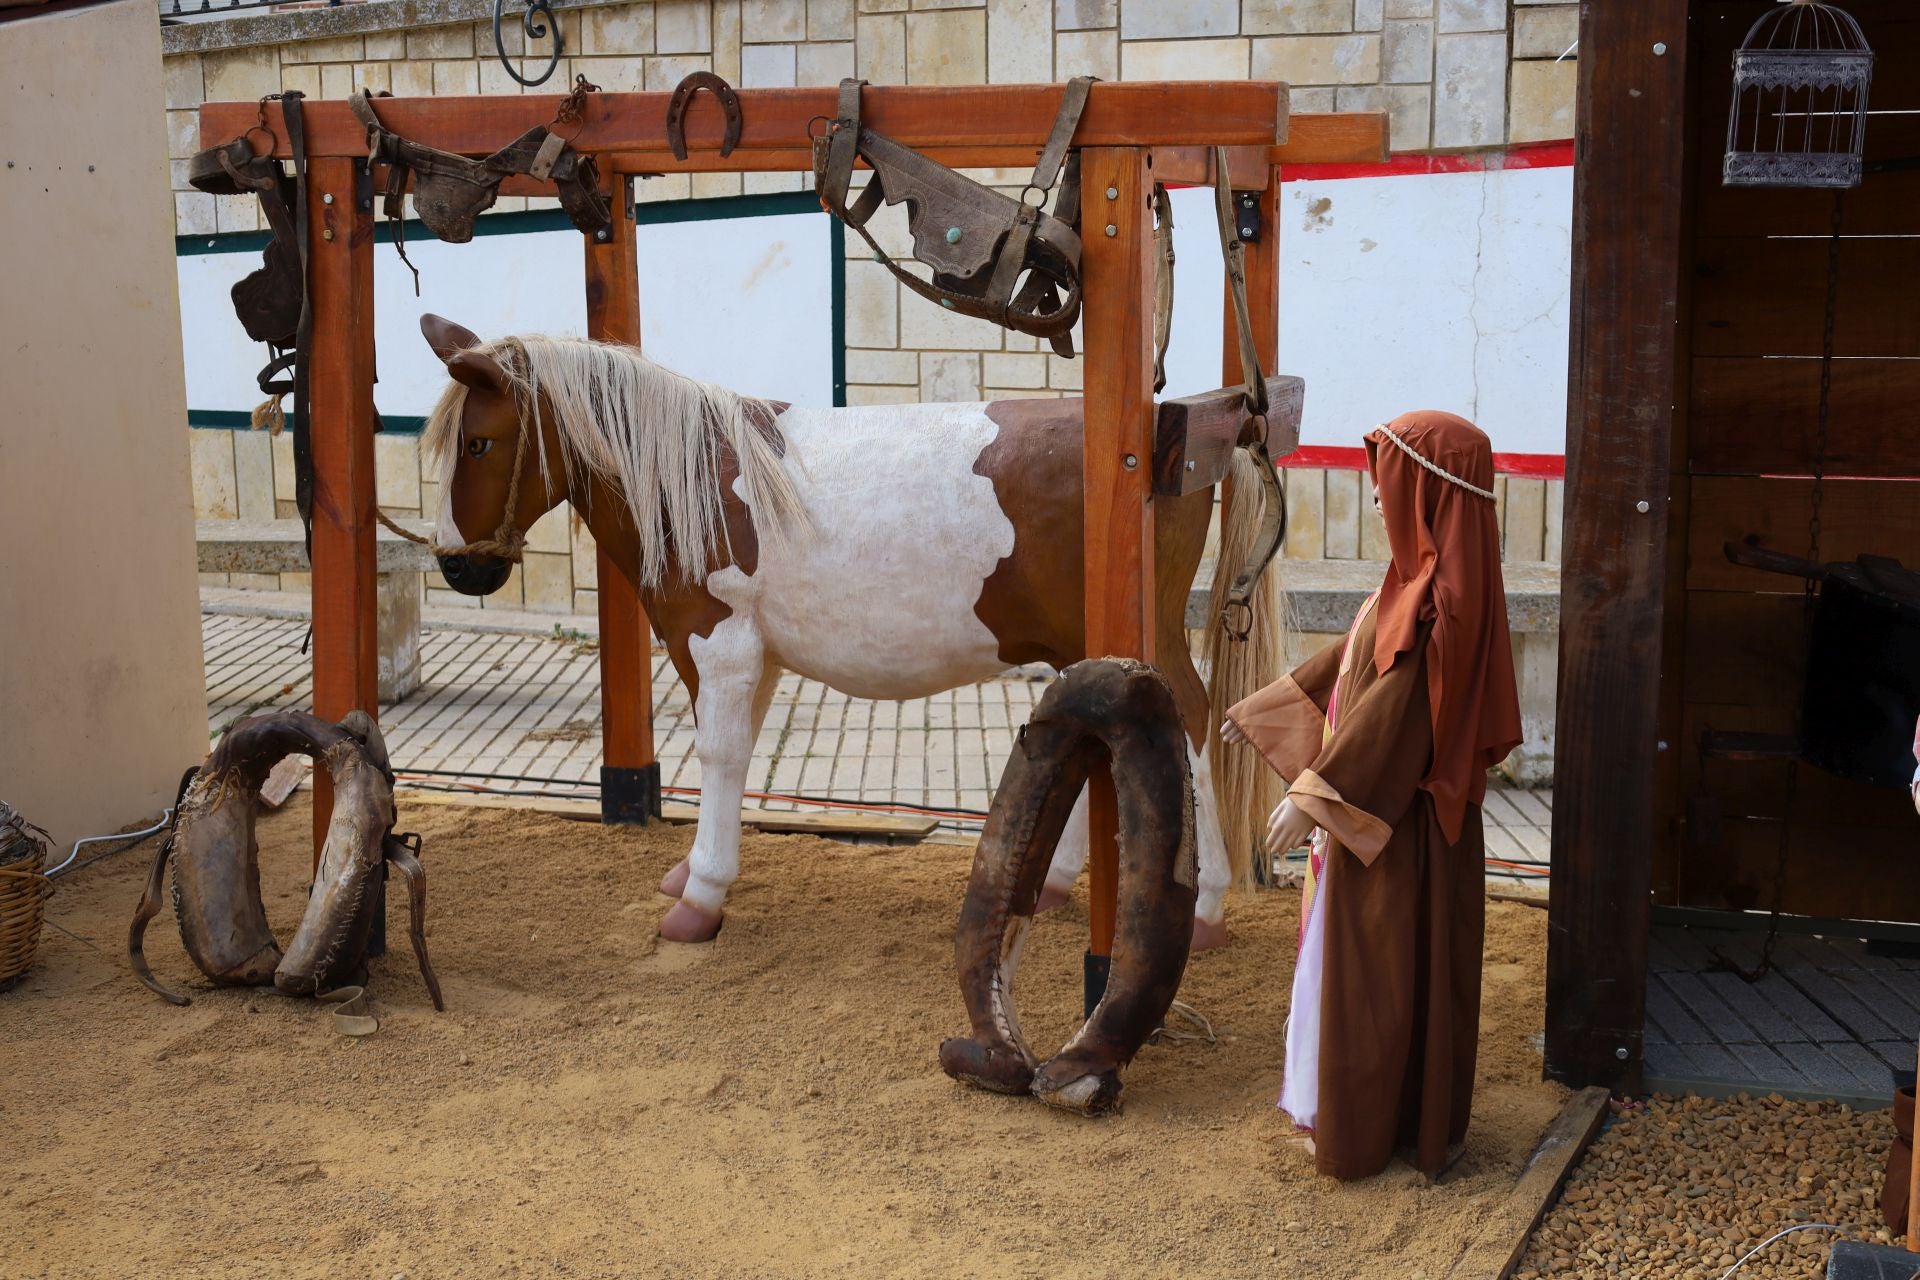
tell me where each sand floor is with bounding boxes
[4,796,1564,1279]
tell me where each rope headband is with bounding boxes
[1374,425,1497,502]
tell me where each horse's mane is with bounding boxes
[423,334,810,590]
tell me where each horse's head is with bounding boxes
[420,314,567,597]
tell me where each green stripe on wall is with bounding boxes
[184,187,847,421]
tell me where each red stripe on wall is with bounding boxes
[1279,444,1566,479]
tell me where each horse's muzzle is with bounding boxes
[438,554,513,596]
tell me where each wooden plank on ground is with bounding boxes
[395,788,940,838]
[1444,1086,1611,1280]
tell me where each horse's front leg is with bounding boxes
[659,614,766,944]
[1188,738,1231,951]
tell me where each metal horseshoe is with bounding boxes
[665,71,742,162]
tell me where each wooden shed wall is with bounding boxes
[1662,1,1920,922]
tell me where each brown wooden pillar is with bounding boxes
[306,155,379,859]
[1079,147,1159,1010]
[584,177,661,823]
[1544,0,1689,1092]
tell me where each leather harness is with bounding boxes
[814,77,1094,357]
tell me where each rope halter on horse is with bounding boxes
[378,341,538,563]
[1374,424,1498,502]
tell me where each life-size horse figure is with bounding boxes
[418,314,1280,946]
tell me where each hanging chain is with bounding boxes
[1726,191,1843,985]
[553,74,600,131]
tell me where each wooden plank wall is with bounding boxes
[1669,2,1920,920]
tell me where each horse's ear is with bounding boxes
[420,313,484,363]
[446,349,512,396]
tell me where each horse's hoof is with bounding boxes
[659,901,723,943]
[1190,915,1228,952]
[1036,882,1073,913]
[1032,1065,1123,1116]
[658,857,690,899]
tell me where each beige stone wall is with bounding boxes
[170,0,1577,613]
[5,0,209,846]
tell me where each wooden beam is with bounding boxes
[305,155,379,861]
[202,81,1287,161]
[1079,147,1159,982]
[1545,0,1690,1092]
[1153,113,1388,183]
[1153,375,1302,496]
[1443,1087,1611,1280]
[583,178,660,824]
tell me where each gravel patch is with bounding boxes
[1516,1093,1905,1279]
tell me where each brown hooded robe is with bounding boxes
[1228,410,1522,1180]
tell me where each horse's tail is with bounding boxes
[1203,449,1288,892]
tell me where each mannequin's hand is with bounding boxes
[1265,798,1315,855]
[1220,717,1250,747]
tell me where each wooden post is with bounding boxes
[1079,147,1158,1013]
[306,156,379,861]
[1544,0,1689,1091]
[584,177,660,824]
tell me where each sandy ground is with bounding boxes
[4,795,1564,1279]
[1516,1093,1905,1279]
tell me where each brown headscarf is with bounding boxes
[1364,410,1523,842]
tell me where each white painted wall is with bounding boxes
[179,207,835,419]
[1162,163,1574,458]
[3,0,207,846]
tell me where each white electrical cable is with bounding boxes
[1718,1223,1846,1278]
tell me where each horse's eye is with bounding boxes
[466,437,492,458]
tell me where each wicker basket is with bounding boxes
[0,804,53,993]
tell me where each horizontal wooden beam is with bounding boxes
[202,81,1287,162]
[1151,115,1390,186]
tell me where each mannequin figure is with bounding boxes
[1222,410,1522,1180]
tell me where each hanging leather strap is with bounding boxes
[1151,183,1174,394]
[1210,147,1285,641]
[1213,146,1268,422]
[285,91,316,557]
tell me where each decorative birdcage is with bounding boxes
[1724,0,1873,189]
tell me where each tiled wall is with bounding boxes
[171,0,1577,613]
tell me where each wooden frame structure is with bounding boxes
[199,82,1386,986]
[1549,1,1920,1093]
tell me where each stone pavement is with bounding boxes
[199,589,1552,881]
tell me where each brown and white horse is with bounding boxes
[418,314,1280,946]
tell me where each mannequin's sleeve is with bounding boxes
[1287,634,1433,866]
[1224,637,1343,783]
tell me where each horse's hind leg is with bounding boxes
[660,614,766,944]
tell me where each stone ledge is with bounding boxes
[162,0,626,58]
[197,517,438,573]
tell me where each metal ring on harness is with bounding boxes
[1220,598,1255,643]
